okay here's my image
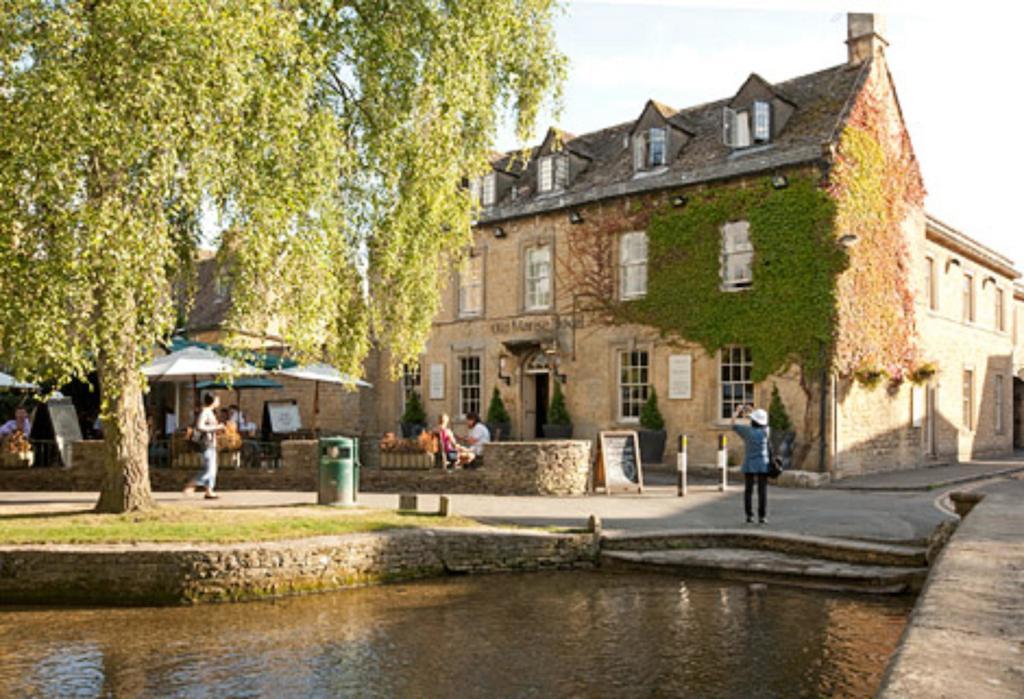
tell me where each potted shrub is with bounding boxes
[400,390,427,438]
[542,381,573,439]
[485,386,512,441]
[768,384,796,471]
[638,388,667,465]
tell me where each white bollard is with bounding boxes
[718,434,728,492]
[676,434,688,497]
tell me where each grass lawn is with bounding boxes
[0,506,481,545]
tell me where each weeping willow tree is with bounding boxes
[0,0,564,512]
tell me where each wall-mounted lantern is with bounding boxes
[497,354,512,386]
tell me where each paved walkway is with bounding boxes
[0,478,955,543]
[829,454,1024,491]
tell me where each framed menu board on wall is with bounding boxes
[593,430,643,494]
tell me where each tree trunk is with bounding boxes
[94,359,155,513]
[793,377,821,472]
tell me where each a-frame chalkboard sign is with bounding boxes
[593,430,644,494]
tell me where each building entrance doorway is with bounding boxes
[522,352,552,440]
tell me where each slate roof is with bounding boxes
[480,60,870,224]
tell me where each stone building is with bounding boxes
[370,13,1022,477]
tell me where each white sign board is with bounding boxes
[48,399,83,466]
[429,363,445,400]
[267,402,302,433]
[668,354,693,400]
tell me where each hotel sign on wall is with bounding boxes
[668,354,693,400]
[489,316,583,335]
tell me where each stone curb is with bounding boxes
[827,465,1024,493]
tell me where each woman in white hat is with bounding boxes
[730,403,771,524]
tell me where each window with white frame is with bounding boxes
[962,368,974,430]
[962,273,975,323]
[537,155,567,193]
[721,220,754,290]
[537,157,553,192]
[634,128,667,170]
[524,244,552,310]
[995,287,1005,332]
[618,350,649,421]
[620,231,648,300]
[482,173,496,207]
[458,254,483,316]
[401,363,421,409]
[752,101,772,142]
[995,374,1005,434]
[722,108,752,148]
[459,356,481,419]
[720,346,754,420]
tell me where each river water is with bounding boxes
[0,571,911,698]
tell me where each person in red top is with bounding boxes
[435,413,460,470]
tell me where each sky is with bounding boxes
[495,0,1024,268]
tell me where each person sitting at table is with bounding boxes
[218,407,243,452]
[435,413,460,469]
[228,404,257,436]
[458,412,490,467]
[0,407,31,439]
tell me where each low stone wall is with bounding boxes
[877,490,1024,698]
[362,440,592,496]
[0,439,591,496]
[0,528,597,605]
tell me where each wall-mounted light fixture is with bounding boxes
[497,354,511,386]
[493,226,507,239]
[671,195,688,207]
[771,174,789,190]
[568,210,584,225]
[556,371,568,384]
[838,234,859,248]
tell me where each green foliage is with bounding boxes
[547,381,571,426]
[635,176,844,382]
[639,388,665,431]
[0,0,563,510]
[486,386,511,424]
[768,384,792,434]
[401,391,427,426]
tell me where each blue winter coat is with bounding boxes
[732,423,770,475]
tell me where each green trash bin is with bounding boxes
[318,436,356,506]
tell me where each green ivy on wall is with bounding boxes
[629,175,846,383]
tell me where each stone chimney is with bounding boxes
[846,13,888,65]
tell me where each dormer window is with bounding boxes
[633,127,667,171]
[537,154,568,193]
[482,173,496,207]
[753,101,771,142]
[468,177,482,203]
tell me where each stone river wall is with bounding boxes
[877,489,1024,698]
[0,528,597,606]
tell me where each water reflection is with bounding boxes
[0,572,911,698]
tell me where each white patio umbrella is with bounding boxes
[0,372,38,390]
[275,363,372,432]
[142,347,261,426]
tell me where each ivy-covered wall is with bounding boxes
[632,175,844,383]
[830,63,925,383]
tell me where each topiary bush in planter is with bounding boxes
[542,381,573,439]
[768,384,796,470]
[638,388,667,465]
[400,390,427,438]
[485,386,512,441]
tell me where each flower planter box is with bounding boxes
[379,451,435,470]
